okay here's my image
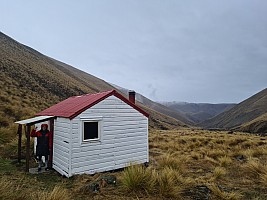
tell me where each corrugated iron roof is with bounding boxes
[35,90,149,119]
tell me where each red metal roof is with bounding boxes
[35,90,149,119]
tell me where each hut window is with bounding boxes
[83,121,99,141]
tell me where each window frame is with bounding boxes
[80,117,102,143]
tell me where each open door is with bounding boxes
[15,116,55,172]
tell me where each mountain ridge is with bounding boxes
[199,88,267,132]
[0,31,186,130]
[159,101,236,123]
[110,83,194,125]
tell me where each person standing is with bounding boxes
[31,123,52,172]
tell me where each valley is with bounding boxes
[0,31,267,200]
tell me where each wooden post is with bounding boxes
[49,119,54,169]
[17,124,22,163]
[25,125,31,172]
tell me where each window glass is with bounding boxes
[84,121,98,140]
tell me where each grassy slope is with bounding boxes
[239,113,267,133]
[1,129,267,199]
[0,31,186,133]
[199,88,267,131]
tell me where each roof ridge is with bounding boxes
[35,89,149,119]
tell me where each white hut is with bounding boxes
[16,90,149,177]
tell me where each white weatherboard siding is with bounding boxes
[53,117,71,177]
[70,95,149,176]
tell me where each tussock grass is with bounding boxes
[218,156,232,167]
[30,186,72,200]
[121,164,156,193]
[212,167,227,180]
[0,177,27,200]
[204,156,219,165]
[251,147,267,157]
[157,153,186,171]
[155,167,182,198]
[121,164,189,198]
[243,160,267,177]
[259,172,267,186]
[207,149,227,160]
[190,151,202,160]
[2,136,29,159]
[0,124,18,144]
[1,128,267,199]
[210,184,243,200]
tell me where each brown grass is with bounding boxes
[210,184,243,200]
[1,128,267,199]
[30,186,72,200]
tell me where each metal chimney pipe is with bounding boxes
[129,90,136,104]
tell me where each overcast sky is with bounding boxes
[2,0,267,103]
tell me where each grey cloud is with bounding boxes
[1,0,267,103]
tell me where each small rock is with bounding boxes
[234,155,246,162]
[183,185,211,200]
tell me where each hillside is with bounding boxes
[238,113,267,133]
[199,88,267,131]
[0,31,186,133]
[160,102,236,123]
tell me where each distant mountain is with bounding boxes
[199,88,267,132]
[160,102,236,123]
[111,84,193,125]
[0,31,187,130]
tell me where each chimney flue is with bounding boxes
[129,90,136,104]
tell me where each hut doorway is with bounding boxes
[15,116,55,172]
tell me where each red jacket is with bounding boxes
[31,129,52,149]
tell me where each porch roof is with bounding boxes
[15,116,55,126]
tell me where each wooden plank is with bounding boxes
[103,132,146,141]
[103,117,147,122]
[103,138,147,147]
[115,151,147,161]
[114,143,147,152]
[72,151,114,163]
[115,155,148,165]
[54,126,71,134]
[25,125,31,172]
[53,137,70,147]
[113,135,147,143]
[53,157,69,172]
[54,151,69,164]
[56,117,71,123]
[53,163,69,177]
[49,119,54,169]
[114,147,147,157]
[103,128,147,136]
[72,151,147,171]
[102,124,147,131]
[71,147,114,158]
[103,121,147,127]
[54,146,69,159]
[72,165,115,175]
[55,122,71,129]
[53,144,70,154]
[72,160,115,172]
[17,124,22,163]
[54,134,70,143]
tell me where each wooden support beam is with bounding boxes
[49,119,54,169]
[25,125,31,172]
[17,124,22,163]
